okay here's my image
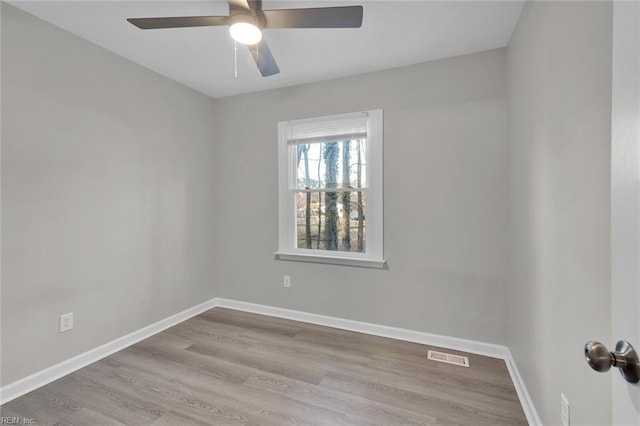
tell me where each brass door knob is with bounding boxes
[585,340,640,384]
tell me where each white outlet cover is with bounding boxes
[283,275,291,288]
[59,312,73,333]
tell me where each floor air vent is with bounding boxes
[427,350,470,367]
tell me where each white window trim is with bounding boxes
[275,109,385,268]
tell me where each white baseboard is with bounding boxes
[0,297,217,405]
[503,348,543,426]
[214,298,509,359]
[0,296,541,425]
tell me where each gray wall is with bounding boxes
[212,49,510,345]
[506,1,612,424]
[1,5,219,385]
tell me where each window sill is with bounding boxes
[274,251,386,269]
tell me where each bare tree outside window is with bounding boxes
[294,139,366,253]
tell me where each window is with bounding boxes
[276,109,384,268]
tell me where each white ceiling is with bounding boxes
[9,1,524,98]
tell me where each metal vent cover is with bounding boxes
[427,350,470,367]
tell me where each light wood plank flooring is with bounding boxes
[1,308,527,425]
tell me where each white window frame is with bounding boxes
[275,109,385,268]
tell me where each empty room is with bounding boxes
[1,0,639,425]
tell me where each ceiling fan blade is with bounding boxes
[127,16,229,30]
[248,39,280,77]
[263,6,363,29]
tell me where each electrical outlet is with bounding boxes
[283,275,291,288]
[561,393,570,426]
[59,312,73,333]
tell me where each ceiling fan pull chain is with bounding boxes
[234,41,238,78]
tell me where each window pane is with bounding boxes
[294,140,367,190]
[296,191,366,253]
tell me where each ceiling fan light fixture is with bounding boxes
[229,14,262,45]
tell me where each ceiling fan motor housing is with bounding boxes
[229,11,263,30]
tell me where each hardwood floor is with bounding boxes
[1,308,527,425]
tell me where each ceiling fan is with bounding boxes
[127,0,363,77]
